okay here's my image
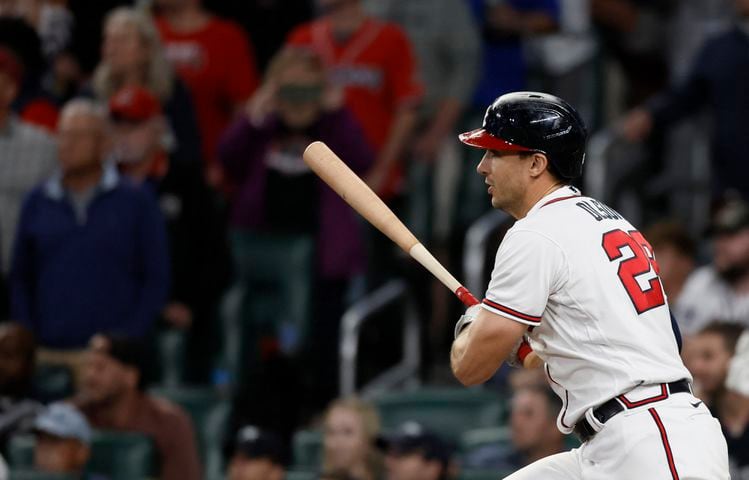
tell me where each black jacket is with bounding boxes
[648,26,749,198]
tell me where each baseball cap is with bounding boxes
[108,85,161,123]
[376,422,452,467]
[233,425,285,464]
[708,198,749,236]
[0,47,23,86]
[34,402,92,445]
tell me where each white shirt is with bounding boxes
[675,265,749,335]
[482,186,691,433]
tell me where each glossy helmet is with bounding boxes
[459,92,588,179]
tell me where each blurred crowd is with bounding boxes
[1,0,749,478]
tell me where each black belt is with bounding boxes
[573,379,691,443]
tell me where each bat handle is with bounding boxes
[455,286,479,307]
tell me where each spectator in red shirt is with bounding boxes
[153,0,260,187]
[286,0,423,199]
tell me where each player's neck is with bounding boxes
[517,178,565,219]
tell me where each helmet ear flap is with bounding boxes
[548,149,586,180]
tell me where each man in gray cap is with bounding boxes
[33,402,92,475]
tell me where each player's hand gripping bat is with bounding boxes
[303,141,543,369]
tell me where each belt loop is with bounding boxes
[584,407,605,432]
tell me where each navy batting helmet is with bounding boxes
[459,92,588,179]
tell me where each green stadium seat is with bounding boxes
[9,471,77,480]
[373,388,506,443]
[32,364,74,402]
[87,431,155,480]
[7,432,155,480]
[219,231,314,384]
[149,386,230,480]
[458,469,507,480]
[292,429,323,469]
[7,435,34,468]
[285,471,318,480]
[459,426,511,454]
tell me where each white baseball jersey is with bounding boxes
[481,185,691,434]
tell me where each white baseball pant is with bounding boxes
[504,385,730,480]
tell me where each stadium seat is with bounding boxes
[459,426,511,453]
[458,426,514,471]
[86,431,155,480]
[285,471,318,480]
[7,435,34,468]
[458,469,510,480]
[31,364,74,402]
[219,231,314,384]
[149,386,230,480]
[7,432,155,480]
[9,471,77,480]
[292,429,323,469]
[373,388,506,443]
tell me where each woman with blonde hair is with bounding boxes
[88,6,201,166]
[322,397,384,480]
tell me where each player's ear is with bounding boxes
[528,152,549,178]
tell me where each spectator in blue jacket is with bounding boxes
[9,98,169,367]
[468,0,560,108]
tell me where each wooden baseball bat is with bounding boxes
[303,141,543,369]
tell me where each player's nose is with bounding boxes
[476,152,490,176]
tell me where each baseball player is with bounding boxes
[450,92,730,479]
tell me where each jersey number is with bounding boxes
[601,229,665,314]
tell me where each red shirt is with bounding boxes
[156,16,259,166]
[287,18,422,152]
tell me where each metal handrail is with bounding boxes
[463,210,512,297]
[339,279,420,398]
